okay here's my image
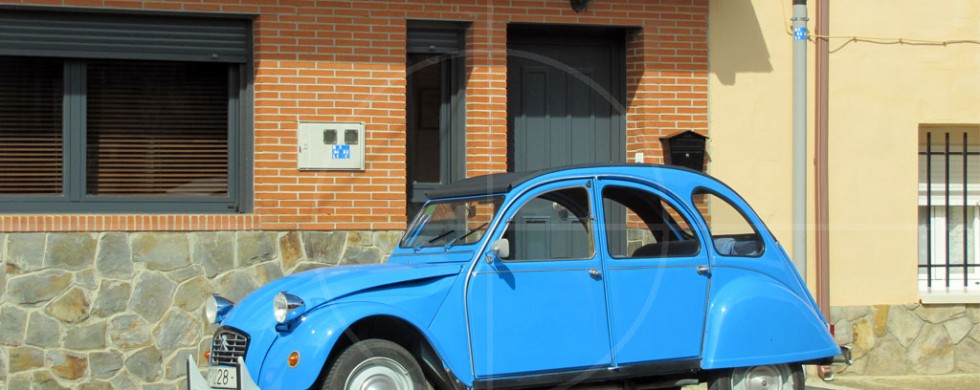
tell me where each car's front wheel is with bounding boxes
[322,339,427,390]
[708,363,804,390]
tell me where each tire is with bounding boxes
[322,339,428,390]
[708,363,804,390]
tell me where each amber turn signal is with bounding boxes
[288,351,300,368]
[204,350,211,361]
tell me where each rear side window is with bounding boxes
[602,185,699,258]
[693,190,764,257]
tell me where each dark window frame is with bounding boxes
[406,21,468,217]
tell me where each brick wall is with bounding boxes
[0,0,709,233]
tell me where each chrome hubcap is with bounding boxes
[345,357,413,390]
[732,364,794,390]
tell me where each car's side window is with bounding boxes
[603,185,700,258]
[693,189,764,257]
[503,187,594,261]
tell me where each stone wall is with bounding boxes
[0,231,400,390]
[830,304,980,375]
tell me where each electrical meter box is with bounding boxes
[298,122,365,170]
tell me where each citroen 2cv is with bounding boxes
[187,165,846,390]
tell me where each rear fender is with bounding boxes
[701,270,840,369]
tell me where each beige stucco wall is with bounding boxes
[709,0,980,306]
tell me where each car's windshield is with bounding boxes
[400,196,504,249]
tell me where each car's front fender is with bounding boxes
[255,278,459,389]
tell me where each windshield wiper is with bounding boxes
[444,222,489,250]
[415,229,456,252]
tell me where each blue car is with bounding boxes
[187,165,847,390]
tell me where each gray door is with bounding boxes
[508,27,626,172]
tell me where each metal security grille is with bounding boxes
[210,328,249,366]
[919,131,980,289]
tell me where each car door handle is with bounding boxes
[589,268,602,279]
[696,265,711,276]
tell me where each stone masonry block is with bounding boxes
[915,304,966,324]
[25,311,61,348]
[174,275,213,312]
[279,231,304,271]
[125,346,163,382]
[95,232,133,280]
[0,305,28,346]
[109,314,152,349]
[44,233,97,271]
[46,349,88,380]
[89,350,124,379]
[6,269,71,304]
[302,231,346,266]
[192,232,234,278]
[133,233,190,272]
[130,271,176,323]
[5,233,46,273]
[46,287,91,324]
[237,231,277,267]
[91,280,131,318]
[153,309,201,351]
[64,321,107,350]
[9,346,44,372]
[908,324,955,374]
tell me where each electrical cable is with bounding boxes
[778,1,980,52]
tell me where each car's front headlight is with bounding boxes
[273,291,305,325]
[205,295,235,324]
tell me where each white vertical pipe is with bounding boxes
[792,0,809,278]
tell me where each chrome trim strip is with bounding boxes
[606,264,701,271]
[471,267,593,275]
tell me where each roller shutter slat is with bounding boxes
[0,11,248,63]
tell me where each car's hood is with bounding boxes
[220,262,463,330]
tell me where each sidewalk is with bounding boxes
[681,373,980,390]
[812,374,980,390]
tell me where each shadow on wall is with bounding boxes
[710,0,773,85]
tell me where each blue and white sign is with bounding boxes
[332,144,351,159]
[793,27,808,41]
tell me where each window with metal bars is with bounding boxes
[918,127,980,293]
[0,56,247,213]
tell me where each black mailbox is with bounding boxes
[661,131,708,172]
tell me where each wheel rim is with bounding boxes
[731,364,796,390]
[345,356,413,390]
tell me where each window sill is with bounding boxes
[919,289,980,304]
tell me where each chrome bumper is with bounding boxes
[186,355,261,390]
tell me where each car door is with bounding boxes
[467,179,613,378]
[597,180,710,366]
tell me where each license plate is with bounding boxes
[208,366,238,389]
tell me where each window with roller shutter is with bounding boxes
[0,10,251,213]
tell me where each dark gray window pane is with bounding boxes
[0,56,64,195]
[86,60,229,196]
